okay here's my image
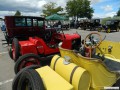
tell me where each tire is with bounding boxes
[17,69,45,90]
[9,47,13,59]
[12,65,41,90]
[14,53,41,74]
[12,38,20,61]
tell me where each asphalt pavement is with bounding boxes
[0,28,120,90]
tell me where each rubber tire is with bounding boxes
[9,47,13,59]
[17,69,45,90]
[14,53,41,74]
[12,38,20,61]
[12,65,41,90]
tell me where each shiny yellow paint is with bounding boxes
[59,47,118,90]
[51,55,91,90]
[36,66,73,90]
[35,40,120,90]
[96,40,120,59]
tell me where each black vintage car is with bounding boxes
[80,19,102,31]
[103,20,120,33]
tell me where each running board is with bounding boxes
[1,40,6,41]
[2,43,8,45]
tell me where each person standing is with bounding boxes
[1,19,6,32]
[58,20,62,29]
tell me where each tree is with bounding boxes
[66,0,94,19]
[117,8,120,16]
[14,10,21,16]
[42,2,63,16]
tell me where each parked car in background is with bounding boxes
[102,20,120,33]
[80,19,102,31]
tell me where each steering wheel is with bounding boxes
[84,32,102,58]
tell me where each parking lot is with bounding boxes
[0,29,120,90]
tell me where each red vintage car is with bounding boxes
[4,16,81,74]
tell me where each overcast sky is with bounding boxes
[0,0,119,18]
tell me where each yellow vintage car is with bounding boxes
[12,32,120,90]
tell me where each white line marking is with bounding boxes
[0,79,13,86]
[0,51,8,55]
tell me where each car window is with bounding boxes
[27,18,32,26]
[95,19,99,23]
[38,20,44,27]
[33,19,37,26]
[119,22,120,26]
[106,21,111,25]
[15,18,26,26]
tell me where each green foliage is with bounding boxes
[117,8,120,16]
[113,16,120,20]
[42,2,63,16]
[14,10,21,16]
[66,0,77,17]
[66,0,94,19]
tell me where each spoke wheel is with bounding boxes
[14,53,41,74]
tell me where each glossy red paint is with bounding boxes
[19,41,38,55]
[33,37,59,55]
[19,33,80,56]
[62,33,81,49]
[19,36,59,55]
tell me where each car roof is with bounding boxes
[5,16,45,20]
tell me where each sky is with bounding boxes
[0,0,119,18]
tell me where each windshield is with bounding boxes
[106,21,114,25]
